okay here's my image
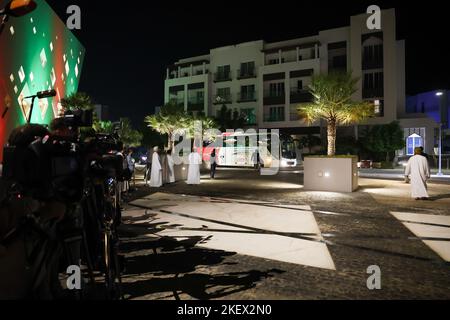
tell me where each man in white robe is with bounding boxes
[167,150,175,183]
[405,147,431,200]
[187,151,202,185]
[149,147,163,187]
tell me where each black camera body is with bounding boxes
[2,135,82,202]
[62,109,94,128]
[1,109,123,202]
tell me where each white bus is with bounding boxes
[197,132,298,168]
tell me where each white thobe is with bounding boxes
[149,152,162,187]
[187,152,201,185]
[167,155,175,183]
[405,155,431,198]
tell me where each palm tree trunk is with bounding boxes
[168,131,173,151]
[327,120,337,156]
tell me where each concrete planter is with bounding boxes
[173,164,188,182]
[304,156,358,193]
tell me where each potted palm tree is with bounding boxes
[298,72,374,192]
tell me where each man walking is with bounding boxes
[210,149,217,179]
[405,147,431,200]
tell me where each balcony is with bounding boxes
[167,69,209,80]
[237,68,257,80]
[214,72,232,83]
[237,91,257,103]
[213,94,232,105]
[290,88,313,103]
[362,59,383,71]
[362,87,384,99]
[168,98,185,108]
[187,97,205,112]
[264,114,285,122]
[263,91,285,105]
[265,53,318,66]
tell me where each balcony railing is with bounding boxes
[168,98,185,107]
[362,59,383,71]
[187,98,205,111]
[167,69,209,80]
[214,71,232,82]
[263,91,285,105]
[265,55,317,66]
[237,69,257,79]
[213,94,232,105]
[237,91,257,102]
[290,113,300,121]
[264,114,285,122]
[290,88,312,103]
[362,87,384,99]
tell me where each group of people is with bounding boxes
[145,147,210,187]
[145,147,175,187]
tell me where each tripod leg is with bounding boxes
[82,230,96,284]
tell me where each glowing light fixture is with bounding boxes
[0,0,37,18]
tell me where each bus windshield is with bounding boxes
[281,136,296,160]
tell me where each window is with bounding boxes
[298,55,303,61]
[373,99,384,116]
[240,61,255,77]
[364,72,383,90]
[268,106,285,122]
[362,44,383,69]
[269,82,284,97]
[197,91,204,102]
[217,65,231,80]
[406,134,423,156]
[241,108,256,124]
[241,85,256,101]
[217,87,231,102]
[297,80,303,90]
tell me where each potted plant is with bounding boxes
[298,72,374,192]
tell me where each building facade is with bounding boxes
[400,90,449,156]
[164,8,440,155]
[0,0,85,161]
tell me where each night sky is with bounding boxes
[45,0,449,127]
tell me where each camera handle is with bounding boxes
[24,90,56,123]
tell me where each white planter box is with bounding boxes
[173,164,188,181]
[304,157,358,193]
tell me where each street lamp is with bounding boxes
[0,0,37,35]
[436,91,444,176]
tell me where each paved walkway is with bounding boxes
[118,169,450,300]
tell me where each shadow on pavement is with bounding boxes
[122,269,283,300]
[429,194,450,201]
[117,212,285,300]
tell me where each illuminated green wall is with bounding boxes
[0,0,85,160]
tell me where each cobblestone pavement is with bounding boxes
[118,169,450,300]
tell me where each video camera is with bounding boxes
[1,108,124,202]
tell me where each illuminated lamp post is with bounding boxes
[436,91,445,176]
[0,0,37,35]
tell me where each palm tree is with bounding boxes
[145,102,191,149]
[61,92,94,112]
[298,72,374,156]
